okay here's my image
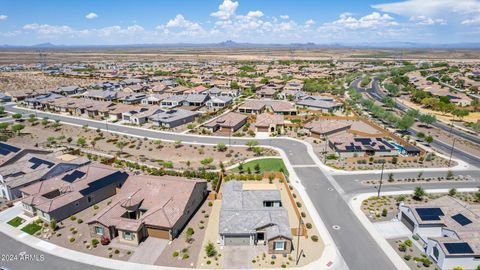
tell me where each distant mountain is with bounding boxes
[0,40,479,49]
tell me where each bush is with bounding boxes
[182,254,189,260]
[172,251,179,257]
[69,237,75,243]
[306,223,312,229]
[382,209,388,217]
[296,202,302,208]
[91,239,99,246]
[208,201,213,207]
[404,254,411,261]
[205,242,217,257]
[69,216,77,221]
[404,239,412,247]
[311,235,319,242]
[114,249,120,254]
[93,204,99,210]
[77,219,83,224]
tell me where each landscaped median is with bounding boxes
[7,216,25,227]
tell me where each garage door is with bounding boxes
[225,236,250,246]
[147,228,170,239]
[401,214,415,232]
[257,127,269,132]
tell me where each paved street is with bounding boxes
[0,232,105,270]
[3,103,480,270]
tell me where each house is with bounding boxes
[206,96,233,109]
[183,94,210,107]
[184,85,208,95]
[328,133,397,157]
[0,153,89,201]
[83,90,118,102]
[267,101,297,115]
[165,85,189,95]
[21,164,129,222]
[141,94,170,105]
[304,120,352,138]
[284,79,304,91]
[148,109,199,128]
[257,87,277,99]
[0,93,12,103]
[54,85,85,96]
[22,93,63,109]
[296,97,341,112]
[120,93,147,105]
[204,87,239,98]
[398,196,480,270]
[238,100,266,114]
[203,112,247,133]
[255,113,284,134]
[122,107,162,125]
[0,142,51,167]
[219,181,292,254]
[160,95,187,109]
[87,174,207,244]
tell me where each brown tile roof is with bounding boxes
[204,112,247,128]
[255,113,284,128]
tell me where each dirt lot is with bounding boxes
[6,120,277,170]
[0,71,102,92]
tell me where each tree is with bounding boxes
[11,124,25,135]
[254,163,261,173]
[396,115,415,131]
[27,114,37,123]
[425,136,433,145]
[416,132,425,139]
[246,140,258,150]
[0,106,4,116]
[418,114,436,127]
[252,146,264,156]
[50,219,57,231]
[115,141,127,154]
[413,186,426,200]
[0,122,9,130]
[388,173,394,182]
[238,162,244,174]
[448,188,457,196]
[382,97,396,108]
[446,170,454,179]
[205,242,217,257]
[12,113,22,120]
[77,137,87,147]
[216,143,226,152]
[452,108,470,121]
[41,118,49,125]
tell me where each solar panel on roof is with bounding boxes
[0,142,20,156]
[416,208,444,221]
[79,171,128,196]
[444,243,474,254]
[451,214,472,226]
[62,170,86,183]
[28,157,55,169]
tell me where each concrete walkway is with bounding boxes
[373,220,411,239]
[128,237,168,264]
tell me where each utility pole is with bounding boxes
[448,137,456,167]
[296,217,303,265]
[377,162,385,198]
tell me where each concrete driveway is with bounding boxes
[222,245,267,269]
[128,237,168,265]
[374,220,411,239]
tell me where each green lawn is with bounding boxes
[230,158,289,176]
[7,216,25,227]
[21,222,42,235]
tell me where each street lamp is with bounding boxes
[296,217,304,265]
[448,137,456,167]
[375,161,385,198]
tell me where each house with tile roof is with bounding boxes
[87,174,207,244]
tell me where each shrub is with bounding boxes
[306,223,312,229]
[404,239,412,247]
[93,204,99,210]
[205,242,217,257]
[77,219,83,224]
[382,209,388,217]
[404,254,411,261]
[311,235,319,242]
[114,249,120,254]
[182,254,189,260]
[69,216,77,221]
[208,202,213,207]
[296,202,302,208]
[69,237,75,243]
[172,251,179,257]
[91,239,99,246]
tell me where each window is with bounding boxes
[264,201,274,207]
[274,241,286,251]
[123,231,134,241]
[95,226,104,235]
[433,246,439,260]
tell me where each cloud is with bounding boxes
[210,0,239,20]
[409,16,447,25]
[322,12,398,30]
[462,16,480,25]
[372,0,480,18]
[247,11,264,18]
[280,15,289,20]
[23,23,74,35]
[165,14,202,31]
[85,12,98,20]
[0,15,7,21]
[305,19,315,27]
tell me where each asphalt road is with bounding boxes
[352,78,480,166]
[4,104,400,270]
[0,232,105,270]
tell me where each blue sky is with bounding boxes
[1,0,480,45]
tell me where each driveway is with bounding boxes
[128,237,168,265]
[373,220,411,239]
[222,245,266,269]
[0,203,23,223]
